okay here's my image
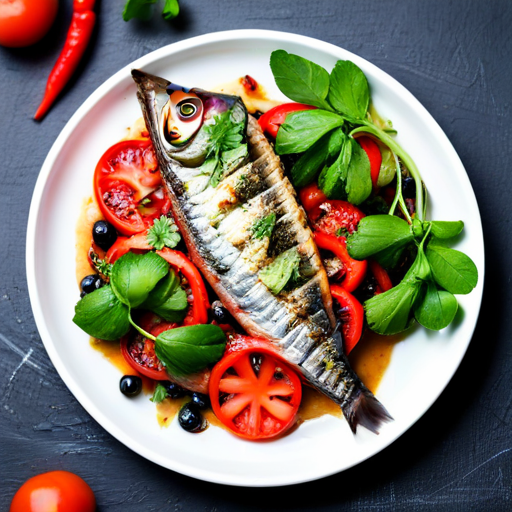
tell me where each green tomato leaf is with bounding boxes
[328,60,370,120]
[259,247,301,294]
[73,286,131,341]
[346,215,414,263]
[154,325,227,376]
[152,286,188,323]
[275,110,344,155]
[162,0,179,20]
[150,383,168,403]
[345,137,372,205]
[123,0,157,21]
[414,281,458,330]
[291,128,344,188]
[429,220,464,239]
[110,251,169,308]
[270,50,332,110]
[426,244,478,295]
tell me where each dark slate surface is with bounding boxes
[1,0,510,509]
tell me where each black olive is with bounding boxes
[120,375,142,397]
[402,176,416,199]
[163,381,186,399]
[190,392,210,410]
[210,300,232,323]
[178,403,205,433]
[80,274,105,295]
[93,220,118,251]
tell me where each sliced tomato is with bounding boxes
[105,232,152,263]
[369,259,393,294]
[309,199,365,236]
[94,140,171,236]
[121,331,169,381]
[258,103,317,139]
[356,136,382,188]
[314,232,367,292]
[331,285,364,355]
[209,335,302,440]
[299,183,327,213]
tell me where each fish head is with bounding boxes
[132,69,247,168]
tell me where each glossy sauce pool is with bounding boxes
[77,77,402,434]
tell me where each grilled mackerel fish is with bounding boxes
[132,69,392,433]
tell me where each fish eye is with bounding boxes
[178,101,197,118]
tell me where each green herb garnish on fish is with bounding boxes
[252,213,276,239]
[147,215,181,250]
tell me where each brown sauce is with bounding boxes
[76,84,402,432]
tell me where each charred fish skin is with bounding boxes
[132,69,392,434]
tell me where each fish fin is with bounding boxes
[343,386,393,434]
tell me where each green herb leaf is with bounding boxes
[150,383,168,403]
[270,50,332,110]
[346,215,414,266]
[426,244,478,295]
[154,325,227,376]
[345,137,372,205]
[429,220,464,239]
[147,215,181,250]
[318,138,349,199]
[259,247,300,294]
[162,0,179,20]
[110,251,169,308]
[122,0,157,21]
[290,128,344,188]
[152,286,188,323]
[275,110,344,155]
[414,280,458,330]
[252,213,276,239]
[90,251,112,278]
[328,60,370,120]
[73,286,131,341]
[204,111,245,158]
[140,270,180,310]
[375,141,396,187]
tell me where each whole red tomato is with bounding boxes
[0,0,58,48]
[10,471,96,512]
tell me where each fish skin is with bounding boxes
[132,69,392,434]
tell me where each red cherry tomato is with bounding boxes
[330,285,364,355]
[258,103,317,139]
[314,232,367,292]
[356,136,382,189]
[299,183,327,213]
[369,259,393,294]
[0,0,58,48]
[94,140,171,236]
[209,335,302,440]
[309,199,365,236]
[10,470,95,512]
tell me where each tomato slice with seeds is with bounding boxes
[209,336,302,440]
[309,199,365,236]
[94,139,171,236]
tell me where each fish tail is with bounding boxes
[343,385,393,434]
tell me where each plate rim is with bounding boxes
[26,29,485,487]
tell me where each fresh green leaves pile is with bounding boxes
[270,50,478,334]
[123,0,179,22]
[73,251,226,376]
[199,110,248,187]
[270,50,424,219]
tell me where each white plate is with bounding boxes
[26,30,484,487]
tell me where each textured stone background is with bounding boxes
[1,0,511,509]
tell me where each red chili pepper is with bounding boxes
[314,232,367,292]
[330,284,364,355]
[34,0,96,120]
[356,136,382,189]
[369,259,393,294]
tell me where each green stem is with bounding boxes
[128,310,156,341]
[350,122,425,221]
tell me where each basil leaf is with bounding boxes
[150,383,168,403]
[270,50,332,110]
[140,270,180,310]
[110,252,169,308]
[252,213,276,239]
[162,0,179,20]
[365,280,422,335]
[122,0,157,21]
[259,247,300,294]
[275,110,344,155]
[155,325,226,376]
[291,129,344,187]
[426,244,478,295]
[73,286,130,341]
[429,220,464,239]
[328,60,370,120]
[153,287,188,323]
[345,138,372,205]
[414,281,458,330]
[318,137,348,199]
[346,215,414,262]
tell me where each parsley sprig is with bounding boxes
[147,215,181,250]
